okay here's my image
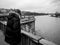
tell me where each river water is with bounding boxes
[35,15,60,45]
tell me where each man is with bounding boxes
[5,11,21,45]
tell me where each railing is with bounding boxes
[21,30,43,45]
[21,30,57,45]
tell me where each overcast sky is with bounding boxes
[0,0,60,13]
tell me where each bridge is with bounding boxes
[0,15,57,45]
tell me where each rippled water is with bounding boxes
[35,15,60,45]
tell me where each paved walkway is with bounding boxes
[0,30,9,45]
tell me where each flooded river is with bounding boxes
[35,15,60,45]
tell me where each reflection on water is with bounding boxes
[35,15,60,45]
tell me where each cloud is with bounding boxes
[51,0,60,12]
[0,0,17,8]
[52,0,60,3]
[0,0,60,13]
[18,0,57,13]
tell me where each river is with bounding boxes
[35,15,60,45]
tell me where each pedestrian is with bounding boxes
[5,12,21,45]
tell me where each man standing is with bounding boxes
[5,11,21,45]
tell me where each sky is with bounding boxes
[0,0,60,13]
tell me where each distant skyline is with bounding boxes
[0,0,60,13]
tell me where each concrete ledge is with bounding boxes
[39,39,57,45]
[21,30,57,45]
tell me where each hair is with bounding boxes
[8,12,20,20]
[14,9,21,15]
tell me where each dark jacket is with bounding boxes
[5,13,21,44]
